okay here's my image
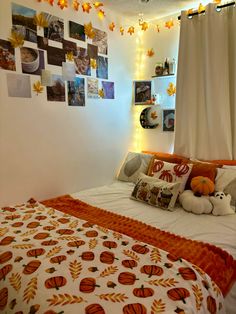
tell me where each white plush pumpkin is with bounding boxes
[179,190,213,215]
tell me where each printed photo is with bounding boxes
[7,73,31,98]
[87,44,98,60]
[63,39,77,55]
[12,3,37,43]
[20,47,45,75]
[87,78,98,99]
[102,81,114,99]
[96,56,108,79]
[69,21,85,42]
[47,46,65,66]
[47,74,65,102]
[134,81,152,105]
[43,13,64,43]
[68,77,85,106]
[0,39,16,71]
[74,47,91,76]
[62,62,76,81]
[92,28,108,55]
[163,109,175,131]
[37,36,48,50]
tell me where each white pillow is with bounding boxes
[215,168,236,207]
[210,192,235,216]
[131,173,181,211]
[117,152,152,183]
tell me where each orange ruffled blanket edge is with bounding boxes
[42,194,236,297]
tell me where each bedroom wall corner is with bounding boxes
[0,0,136,206]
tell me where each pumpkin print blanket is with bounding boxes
[0,197,234,314]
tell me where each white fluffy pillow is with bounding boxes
[179,190,213,215]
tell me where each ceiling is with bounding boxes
[102,0,211,22]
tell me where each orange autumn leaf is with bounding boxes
[69,260,82,281]
[187,8,193,15]
[192,284,203,311]
[123,249,140,262]
[97,9,105,19]
[33,81,44,95]
[23,277,38,303]
[141,21,149,31]
[82,2,92,13]
[165,19,174,29]
[72,0,80,10]
[57,0,68,9]
[213,0,221,3]
[109,22,115,31]
[128,26,135,35]
[9,273,21,291]
[97,293,128,303]
[147,48,154,57]
[84,22,95,39]
[47,294,85,306]
[93,1,103,9]
[99,266,118,278]
[148,278,179,288]
[150,248,161,262]
[151,299,166,314]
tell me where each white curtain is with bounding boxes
[174,4,236,160]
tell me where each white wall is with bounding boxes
[0,0,136,206]
[131,14,180,153]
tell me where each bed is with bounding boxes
[0,180,235,314]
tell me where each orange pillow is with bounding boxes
[185,161,219,190]
[207,160,236,166]
[142,151,189,165]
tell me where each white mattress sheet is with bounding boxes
[72,181,236,314]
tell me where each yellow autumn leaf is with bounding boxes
[198,3,206,13]
[90,58,97,69]
[120,27,124,35]
[82,2,92,13]
[33,13,48,29]
[97,9,105,20]
[84,22,95,39]
[72,0,80,11]
[165,20,174,29]
[128,26,135,35]
[8,30,24,48]
[33,81,44,95]
[66,51,74,61]
[167,82,176,96]
[98,89,104,98]
[57,0,68,9]
[93,2,103,9]
[141,21,149,31]
[109,22,115,31]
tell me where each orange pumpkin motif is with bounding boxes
[207,296,217,314]
[11,222,24,228]
[2,206,16,212]
[67,240,85,248]
[122,260,138,269]
[23,260,41,275]
[50,255,67,265]
[85,230,98,238]
[45,276,67,290]
[33,232,50,240]
[56,229,74,235]
[5,214,20,220]
[123,303,147,314]
[191,176,215,196]
[167,287,190,304]
[133,285,154,298]
[81,252,95,261]
[27,222,40,229]
[82,222,94,228]
[0,264,13,281]
[0,287,8,310]
[57,218,70,224]
[100,251,116,264]
[0,236,15,245]
[43,226,56,231]
[167,254,181,262]
[132,244,149,255]
[85,303,105,314]
[178,267,197,281]
[174,164,190,177]
[0,252,13,264]
[103,241,117,249]
[41,240,58,246]
[118,272,137,285]
[80,277,99,293]
[153,160,164,173]
[159,170,173,182]
[35,215,47,221]
[140,265,163,278]
[27,248,45,258]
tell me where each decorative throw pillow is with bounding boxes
[210,192,235,216]
[143,151,189,164]
[215,168,236,207]
[131,174,181,211]
[117,152,152,183]
[148,157,192,192]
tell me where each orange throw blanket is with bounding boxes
[42,195,236,297]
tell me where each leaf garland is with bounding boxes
[147,278,178,288]
[89,238,98,249]
[192,284,203,311]
[123,250,140,262]
[150,248,162,263]
[99,266,118,278]
[9,273,21,291]
[24,277,38,303]
[151,299,166,313]
[96,293,128,303]
[69,260,82,281]
[46,246,62,258]
[47,294,85,306]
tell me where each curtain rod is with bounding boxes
[178,1,235,20]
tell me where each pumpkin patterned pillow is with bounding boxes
[131,174,181,211]
[148,157,193,193]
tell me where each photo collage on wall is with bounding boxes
[0,2,115,104]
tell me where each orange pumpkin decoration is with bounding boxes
[122,260,138,269]
[140,265,163,278]
[167,287,190,304]
[0,264,13,281]
[82,222,94,228]
[85,230,98,238]
[50,255,67,265]
[190,176,215,196]
[0,252,13,264]
[23,260,41,275]
[5,214,20,220]
[57,218,70,224]
[56,229,74,235]
[0,287,8,310]
[132,244,149,255]
[24,209,36,213]
[103,241,117,249]
[167,254,181,262]
[11,222,24,228]
[118,272,137,285]
[45,276,67,290]
[2,206,16,212]
[34,232,50,240]
[100,251,116,264]
[81,251,95,261]
[41,240,58,246]
[207,296,217,314]
[178,267,197,281]
[35,215,47,221]
[123,303,147,314]
[85,303,105,314]
[27,222,40,229]
[133,285,154,298]
[80,277,99,293]
[43,226,56,231]
[27,248,45,258]
[67,240,85,248]
[0,236,15,245]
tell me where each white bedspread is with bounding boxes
[73,181,236,314]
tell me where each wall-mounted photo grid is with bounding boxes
[0,2,115,105]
